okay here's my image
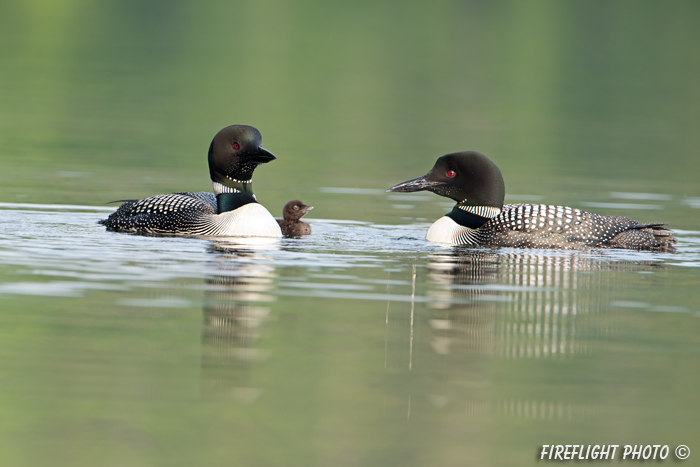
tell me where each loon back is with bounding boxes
[426,204,675,251]
[99,192,282,237]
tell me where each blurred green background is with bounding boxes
[1,0,699,225]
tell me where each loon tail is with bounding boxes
[612,223,676,251]
[106,199,137,204]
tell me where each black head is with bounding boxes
[386,151,505,208]
[208,125,276,186]
[282,199,313,221]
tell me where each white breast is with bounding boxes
[425,216,479,245]
[210,203,282,238]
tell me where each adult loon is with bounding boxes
[387,151,676,251]
[277,200,313,236]
[100,125,283,237]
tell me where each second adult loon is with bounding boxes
[387,151,676,251]
[100,125,282,237]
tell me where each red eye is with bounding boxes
[447,170,456,178]
[233,142,240,150]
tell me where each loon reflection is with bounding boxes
[200,240,277,401]
[415,248,665,420]
[426,249,663,359]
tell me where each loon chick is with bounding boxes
[277,200,313,236]
[100,125,282,237]
[387,151,676,251]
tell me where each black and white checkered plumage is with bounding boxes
[100,125,282,238]
[388,151,676,251]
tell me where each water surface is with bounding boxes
[1,201,699,466]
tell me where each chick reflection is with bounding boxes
[200,239,277,401]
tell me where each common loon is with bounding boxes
[387,151,676,251]
[100,125,283,237]
[277,200,313,236]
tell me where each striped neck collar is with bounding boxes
[454,201,502,219]
[213,180,257,213]
[446,201,501,230]
[213,179,254,196]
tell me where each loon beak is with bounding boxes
[249,146,277,163]
[386,174,441,193]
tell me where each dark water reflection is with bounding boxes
[427,249,665,360]
[420,249,675,424]
[201,242,276,401]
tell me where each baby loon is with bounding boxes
[387,151,676,251]
[100,125,282,237]
[277,200,313,236]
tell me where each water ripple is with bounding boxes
[0,205,699,302]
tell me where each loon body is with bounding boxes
[387,151,675,251]
[100,125,282,238]
[277,200,313,237]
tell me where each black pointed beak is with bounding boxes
[386,174,441,193]
[249,146,277,163]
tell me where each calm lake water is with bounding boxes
[1,1,700,466]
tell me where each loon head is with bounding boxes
[387,151,505,208]
[208,125,276,187]
[282,199,313,221]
